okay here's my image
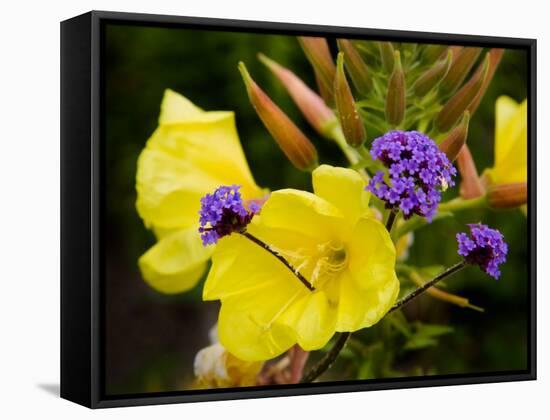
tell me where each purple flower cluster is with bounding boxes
[198,185,259,246]
[456,223,508,279]
[366,130,457,221]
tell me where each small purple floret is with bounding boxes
[198,185,259,246]
[456,223,508,279]
[366,130,457,221]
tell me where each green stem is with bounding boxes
[438,195,488,212]
[393,211,453,240]
[385,209,398,232]
[328,125,371,180]
[300,332,351,383]
[329,124,361,165]
[388,261,467,313]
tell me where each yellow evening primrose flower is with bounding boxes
[483,96,527,185]
[136,89,263,294]
[203,165,399,361]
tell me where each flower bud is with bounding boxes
[457,145,485,199]
[423,44,448,64]
[336,39,373,96]
[439,111,469,161]
[436,54,490,133]
[440,47,482,94]
[258,53,336,137]
[385,51,406,126]
[238,62,318,171]
[468,49,505,115]
[488,182,527,209]
[413,49,453,97]
[335,52,366,147]
[378,42,395,73]
[298,37,336,105]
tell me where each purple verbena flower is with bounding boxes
[456,223,508,279]
[198,185,259,246]
[366,130,457,221]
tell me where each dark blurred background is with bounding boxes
[104,23,528,395]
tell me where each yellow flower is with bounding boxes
[193,326,263,388]
[136,90,263,294]
[483,96,527,185]
[203,165,399,361]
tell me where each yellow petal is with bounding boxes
[218,298,296,362]
[205,234,307,361]
[136,90,263,231]
[138,227,213,294]
[136,147,221,230]
[204,232,307,301]
[159,88,203,123]
[336,269,399,331]
[278,290,337,350]
[312,165,370,225]
[260,189,344,243]
[347,217,397,289]
[335,217,399,331]
[486,96,527,185]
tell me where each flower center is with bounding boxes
[276,239,348,289]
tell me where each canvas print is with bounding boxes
[103,23,529,396]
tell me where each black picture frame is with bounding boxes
[60,10,537,409]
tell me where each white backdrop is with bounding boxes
[0,0,547,418]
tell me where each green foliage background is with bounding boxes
[104,23,529,395]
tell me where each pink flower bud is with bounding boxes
[239,62,318,172]
[258,53,336,137]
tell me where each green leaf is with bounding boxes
[386,310,411,337]
[413,322,454,337]
[404,336,438,350]
[404,322,454,351]
[357,359,374,380]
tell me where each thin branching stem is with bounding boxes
[241,231,315,292]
